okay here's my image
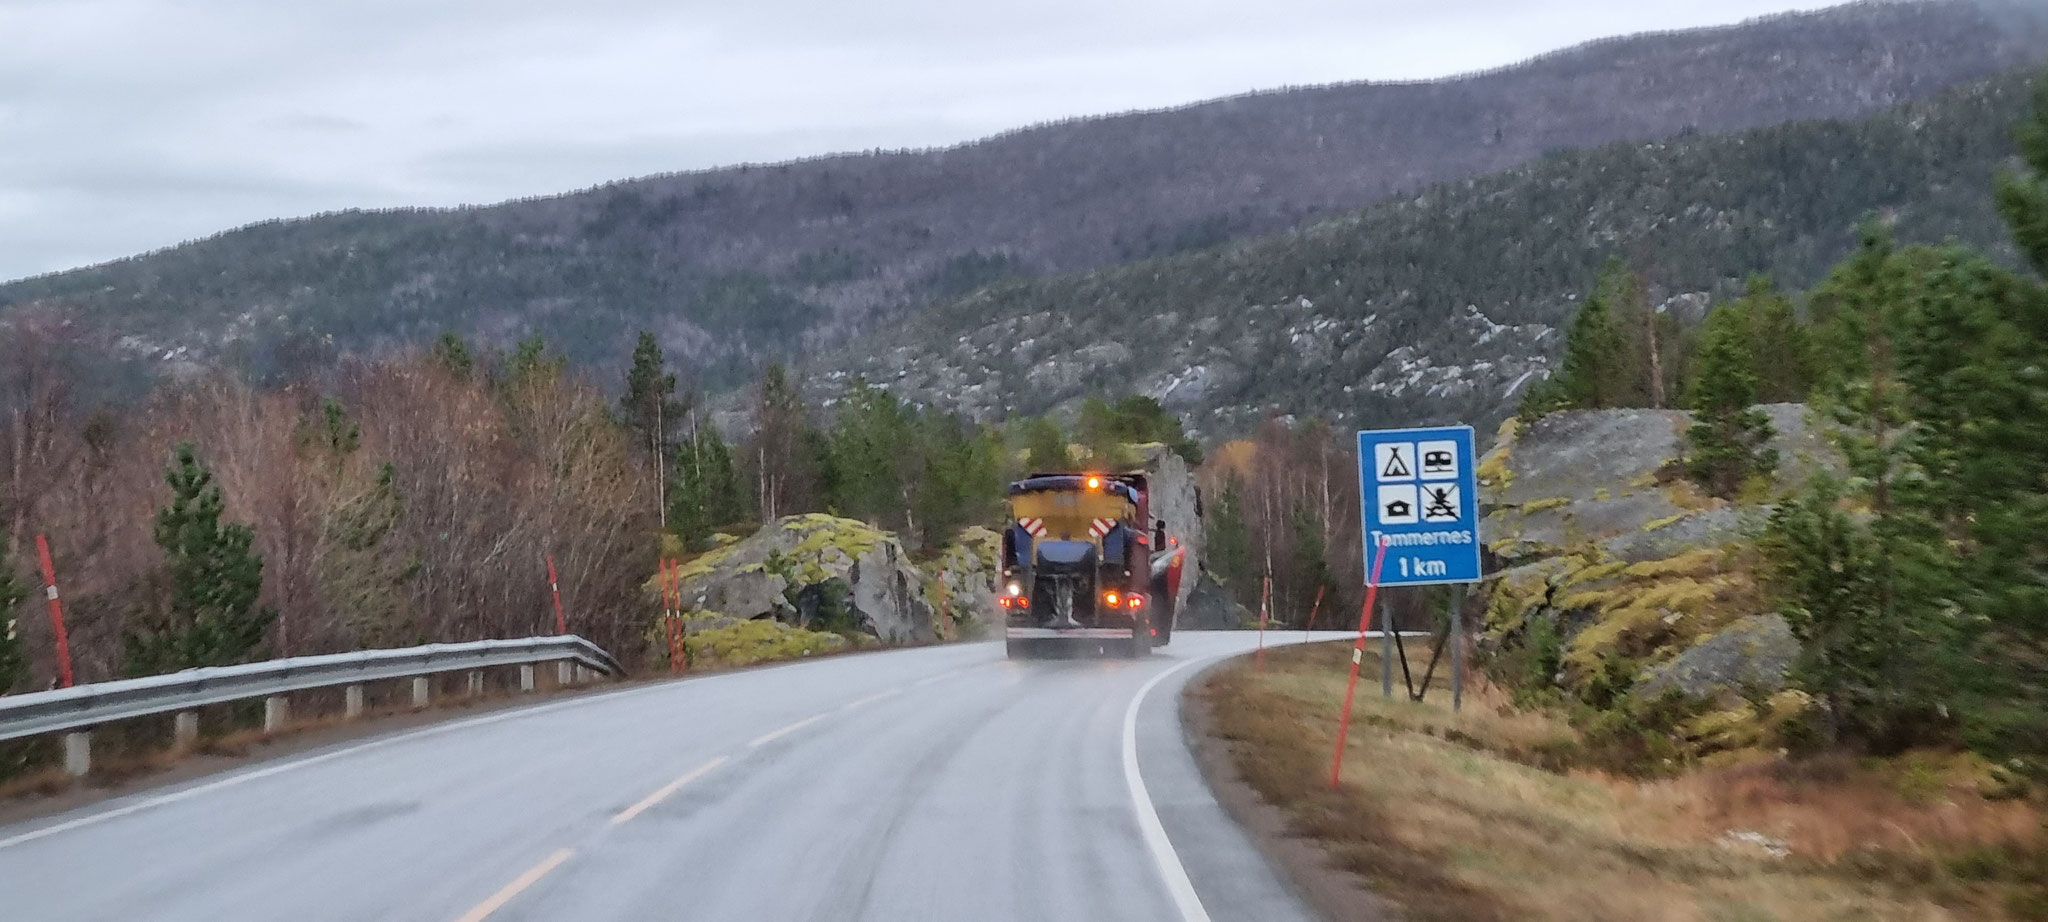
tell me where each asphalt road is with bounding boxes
[0,631,1359,922]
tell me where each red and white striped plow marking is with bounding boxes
[1089,518,1118,538]
[1018,517,1046,537]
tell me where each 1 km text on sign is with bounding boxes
[1356,425,1483,586]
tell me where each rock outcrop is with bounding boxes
[920,526,1000,641]
[1134,443,1204,614]
[671,514,939,643]
[1478,406,1822,750]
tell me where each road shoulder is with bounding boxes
[1181,658,1397,922]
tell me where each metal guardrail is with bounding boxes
[0,635,623,745]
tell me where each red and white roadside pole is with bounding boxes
[35,534,74,688]
[1301,585,1326,643]
[1329,536,1392,790]
[663,557,688,674]
[546,554,567,635]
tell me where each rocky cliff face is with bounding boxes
[669,514,950,644]
[1136,444,1204,615]
[1478,406,1835,755]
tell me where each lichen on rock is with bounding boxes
[1475,405,1823,759]
[661,514,939,644]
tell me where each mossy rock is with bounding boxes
[1638,613,1796,705]
[921,526,1001,641]
[682,618,850,669]
[660,514,940,644]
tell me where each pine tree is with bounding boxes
[621,332,681,525]
[1287,500,1336,626]
[0,533,26,694]
[126,443,276,676]
[1204,475,1255,606]
[750,363,815,521]
[1733,276,1815,403]
[1684,303,1777,498]
[431,331,474,379]
[1020,417,1074,472]
[670,424,746,549]
[1522,261,1631,417]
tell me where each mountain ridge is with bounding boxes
[2,0,2041,395]
[824,64,2035,436]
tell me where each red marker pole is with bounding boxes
[665,558,685,674]
[34,535,73,688]
[546,554,567,635]
[1301,585,1327,643]
[1329,537,1392,790]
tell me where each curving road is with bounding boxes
[0,631,1356,922]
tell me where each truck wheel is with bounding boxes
[1148,576,1176,647]
[1126,610,1150,658]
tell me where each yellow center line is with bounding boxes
[451,847,575,922]
[748,713,825,748]
[610,756,728,826]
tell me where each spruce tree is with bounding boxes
[1684,304,1777,498]
[126,443,275,676]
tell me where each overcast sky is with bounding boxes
[0,0,1849,282]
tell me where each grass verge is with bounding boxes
[1195,641,2048,922]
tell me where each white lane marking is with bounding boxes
[911,667,966,688]
[609,756,727,826]
[748,713,826,748]
[1124,655,1221,922]
[451,847,575,922]
[840,688,900,711]
[0,680,686,852]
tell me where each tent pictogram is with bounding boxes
[1381,446,1411,479]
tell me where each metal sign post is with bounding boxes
[1354,426,1485,711]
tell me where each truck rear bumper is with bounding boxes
[1005,627,1132,640]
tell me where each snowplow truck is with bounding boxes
[999,472,1187,658]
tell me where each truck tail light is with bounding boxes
[1103,591,1120,608]
[1128,593,1146,609]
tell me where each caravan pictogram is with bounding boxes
[1418,440,1459,480]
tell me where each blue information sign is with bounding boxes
[1355,425,1483,586]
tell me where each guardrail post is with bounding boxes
[558,662,573,686]
[467,670,484,697]
[519,665,535,693]
[264,695,290,733]
[63,731,90,776]
[345,684,365,720]
[412,676,430,709]
[173,711,199,751]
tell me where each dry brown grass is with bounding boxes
[1197,641,2048,922]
